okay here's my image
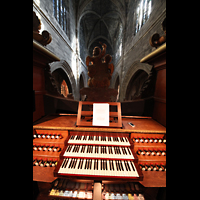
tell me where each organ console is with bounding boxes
[33,113,166,199]
[33,40,166,199]
[54,131,143,181]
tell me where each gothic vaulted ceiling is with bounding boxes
[76,0,127,61]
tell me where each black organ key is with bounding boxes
[119,147,121,154]
[93,159,96,170]
[95,146,98,153]
[84,159,88,169]
[85,159,88,169]
[115,160,119,171]
[86,146,89,153]
[126,161,131,171]
[77,159,81,169]
[90,159,92,169]
[105,146,107,154]
[110,160,113,170]
[88,136,93,141]
[87,159,90,169]
[106,160,108,170]
[81,145,85,153]
[75,135,81,140]
[112,160,114,170]
[104,160,107,170]
[72,145,77,152]
[70,135,75,140]
[127,147,132,155]
[114,147,117,154]
[80,159,83,169]
[65,158,69,168]
[109,160,112,170]
[66,145,72,152]
[118,161,121,171]
[108,147,111,154]
[95,136,99,141]
[95,159,98,170]
[72,159,76,168]
[124,160,128,171]
[83,135,87,140]
[120,161,124,171]
[125,161,129,171]
[88,159,91,169]
[129,161,135,171]
[89,146,93,153]
[61,158,68,168]
[68,158,73,168]
[121,147,125,154]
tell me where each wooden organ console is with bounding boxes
[33,40,166,200]
[33,113,166,199]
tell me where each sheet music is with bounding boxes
[92,103,109,126]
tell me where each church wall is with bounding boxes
[33,0,166,102]
[117,0,166,101]
[33,0,80,100]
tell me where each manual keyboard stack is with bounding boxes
[54,131,143,181]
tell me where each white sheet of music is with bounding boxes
[92,103,109,126]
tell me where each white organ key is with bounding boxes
[68,135,130,146]
[106,160,110,176]
[91,159,95,176]
[63,145,134,160]
[58,158,139,178]
[121,161,127,177]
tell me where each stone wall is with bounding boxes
[33,0,166,102]
[33,0,88,100]
[115,0,166,101]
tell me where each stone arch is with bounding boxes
[49,60,77,100]
[120,61,152,101]
[79,71,88,88]
[79,71,88,101]
[110,71,120,89]
[125,70,148,100]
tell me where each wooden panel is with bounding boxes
[77,101,122,128]
[33,166,57,182]
[33,94,45,122]
[140,45,166,127]
[33,66,45,92]
[153,100,166,127]
[33,40,60,123]
[33,114,166,133]
[140,171,166,187]
[33,129,69,182]
[154,68,166,100]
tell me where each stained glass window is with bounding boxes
[134,0,152,35]
[53,0,70,39]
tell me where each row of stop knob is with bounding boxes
[132,137,166,143]
[33,143,61,152]
[136,148,166,156]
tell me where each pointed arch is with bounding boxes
[120,61,152,101]
[49,60,77,100]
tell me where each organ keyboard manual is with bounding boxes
[54,102,143,181]
[33,101,166,199]
[54,132,143,181]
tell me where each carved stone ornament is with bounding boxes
[149,18,166,48]
[33,11,52,46]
